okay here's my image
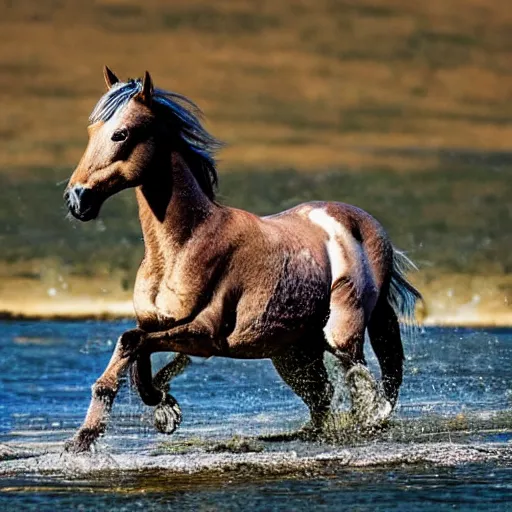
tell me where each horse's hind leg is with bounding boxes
[367,296,403,408]
[131,351,191,434]
[272,339,333,432]
[324,283,391,425]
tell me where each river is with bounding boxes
[0,321,510,510]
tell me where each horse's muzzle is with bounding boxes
[64,186,101,222]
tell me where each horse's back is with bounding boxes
[266,201,392,280]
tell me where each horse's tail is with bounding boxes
[387,248,423,328]
[367,248,422,406]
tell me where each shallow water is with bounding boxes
[0,321,511,510]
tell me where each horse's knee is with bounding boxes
[272,342,333,424]
[325,329,366,369]
[91,379,118,402]
[118,328,146,356]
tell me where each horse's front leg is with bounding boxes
[145,318,221,357]
[131,351,191,434]
[64,328,144,453]
[130,315,213,411]
[130,318,220,434]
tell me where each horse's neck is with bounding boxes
[136,152,216,257]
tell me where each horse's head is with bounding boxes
[65,67,159,221]
[65,67,219,221]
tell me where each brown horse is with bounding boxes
[63,67,421,452]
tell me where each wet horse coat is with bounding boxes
[64,68,421,452]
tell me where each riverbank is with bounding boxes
[0,272,510,327]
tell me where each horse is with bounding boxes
[63,67,421,452]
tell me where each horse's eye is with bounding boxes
[111,129,128,142]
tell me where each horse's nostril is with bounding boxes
[65,186,89,207]
[75,187,86,200]
[64,187,83,211]
[65,186,99,221]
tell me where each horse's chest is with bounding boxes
[133,265,197,326]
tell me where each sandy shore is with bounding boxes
[0,269,511,326]
[0,296,510,327]
[0,298,135,321]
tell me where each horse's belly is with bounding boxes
[225,272,330,358]
[263,251,331,329]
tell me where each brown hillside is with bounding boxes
[0,0,511,172]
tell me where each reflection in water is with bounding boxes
[1,464,511,512]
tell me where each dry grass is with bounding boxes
[0,0,511,171]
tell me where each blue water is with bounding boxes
[1,464,511,512]
[0,321,511,510]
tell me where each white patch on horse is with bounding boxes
[308,208,356,347]
[308,209,352,286]
[133,276,156,317]
[103,111,126,136]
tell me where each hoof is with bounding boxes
[154,394,182,435]
[63,428,98,453]
[346,364,393,427]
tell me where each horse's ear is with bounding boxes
[136,71,154,106]
[103,66,119,89]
